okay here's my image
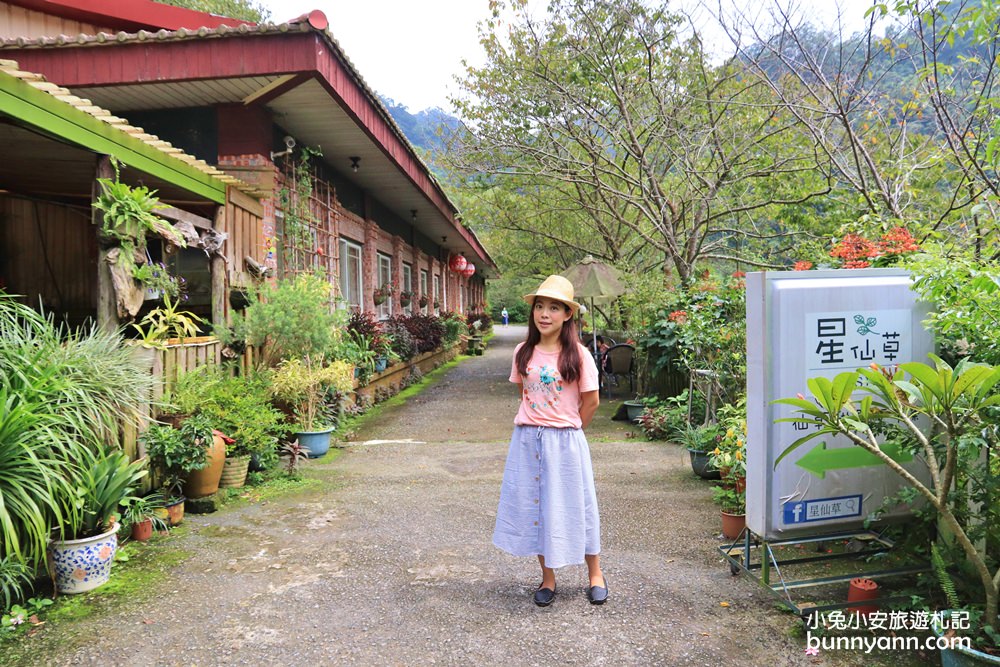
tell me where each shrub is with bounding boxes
[439,311,467,345]
[346,309,380,342]
[224,272,341,366]
[383,317,417,361]
[467,312,493,335]
[398,314,446,353]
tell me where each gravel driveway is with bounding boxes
[3,326,912,666]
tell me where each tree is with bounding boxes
[156,0,270,23]
[448,0,831,283]
[721,0,998,254]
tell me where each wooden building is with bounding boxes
[0,1,497,323]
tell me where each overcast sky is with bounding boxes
[258,0,881,113]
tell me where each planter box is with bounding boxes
[352,342,462,406]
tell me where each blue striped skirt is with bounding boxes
[493,425,601,569]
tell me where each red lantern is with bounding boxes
[461,263,476,278]
[448,253,468,273]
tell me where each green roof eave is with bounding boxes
[0,71,226,204]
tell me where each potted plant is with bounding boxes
[708,400,747,492]
[373,281,395,306]
[139,414,215,523]
[122,492,167,542]
[186,368,288,481]
[130,295,206,348]
[48,447,147,594]
[270,356,354,458]
[677,423,722,479]
[372,332,398,373]
[779,357,1000,659]
[418,294,430,309]
[399,290,414,308]
[711,485,746,540]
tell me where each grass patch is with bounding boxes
[338,355,467,440]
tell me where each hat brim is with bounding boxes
[522,291,581,317]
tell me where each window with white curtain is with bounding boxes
[338,238,362,309]
[377,253,392,319]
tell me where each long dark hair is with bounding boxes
[514,303,582,383]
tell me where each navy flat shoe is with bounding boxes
[587,576,609,605]
[533,585,556,607]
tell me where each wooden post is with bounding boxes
[94,155,118,331]
[211,200,227,329]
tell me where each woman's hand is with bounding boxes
[580,390,600,429]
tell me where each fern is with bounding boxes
[931,543,962,610]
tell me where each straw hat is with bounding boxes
[522,275,581,316]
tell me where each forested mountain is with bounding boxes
[380,97,462,154]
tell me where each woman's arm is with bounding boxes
[580,390,600,429]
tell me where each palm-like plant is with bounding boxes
[0,295,154,582]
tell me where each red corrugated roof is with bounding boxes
[5,0,254,31]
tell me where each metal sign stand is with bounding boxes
[718,528,930,620]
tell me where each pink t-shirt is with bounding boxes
[509,342,600,429]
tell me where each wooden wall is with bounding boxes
[224,187,264,293]
[0,3,111,40]
[0,195,96,325]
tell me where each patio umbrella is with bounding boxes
[561,256,626,357]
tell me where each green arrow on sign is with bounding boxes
[795,442,913,479]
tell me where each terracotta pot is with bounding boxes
[219,455,250,488]
[130,518,153,542]
[847,577,879,616]
[721,511,746,540]
[733,475,746,495]
[183,433,226,499]
[165,497,185,526]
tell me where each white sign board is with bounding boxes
[746,270,934,540]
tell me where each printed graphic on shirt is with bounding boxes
[523,364,564,411]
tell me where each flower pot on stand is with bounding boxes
[48,523,121,594]
[219,455,250,488]
[296,427,335,459]
[721,511,746,540]
[182,432,227,499]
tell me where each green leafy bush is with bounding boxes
[224,273,344,366]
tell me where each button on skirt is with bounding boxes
[493,425,601,569]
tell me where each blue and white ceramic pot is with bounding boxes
[48,523,120,594]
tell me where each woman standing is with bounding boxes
[493,275,607,607]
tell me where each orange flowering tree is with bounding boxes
[829,226,921,269]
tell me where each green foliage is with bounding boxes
[908,255,1000,365]
[0,559,31,611]
[140,415,214,498]
[1,597,51,636]
[154,0,270,22]
[121,493,168,534]
[0,293,153,572]
[776,355,1000,643]
[69,448,147,540]
[932,542,962,611]
[226,272,344,367]
[130,295,206,348]
[270,358,354,432]
[92,162,186,298]
[193,369,288,461]
[711,485,745,514]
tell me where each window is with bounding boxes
[432,274,440,314]
[339,238,363,309]
[377,253,392,319]
[420,269,429,314]
[402,263,413,314]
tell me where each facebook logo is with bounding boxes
[784,502,806,524]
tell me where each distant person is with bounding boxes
[501,307,509,327]
[493,275,607,608]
